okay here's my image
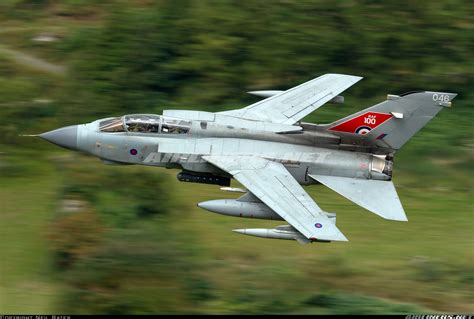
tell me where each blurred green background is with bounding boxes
[0,0,473,314]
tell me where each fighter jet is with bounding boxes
[39,73,457,243]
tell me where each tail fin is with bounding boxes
[325,91,457,152]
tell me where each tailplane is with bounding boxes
[309,174,407,221]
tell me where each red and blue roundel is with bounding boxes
[329,112,393,135]
[355,126,372,135]
[315,223,323,228]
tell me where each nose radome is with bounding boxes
[40,125,78,150]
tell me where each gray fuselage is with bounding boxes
[71,116,391,185]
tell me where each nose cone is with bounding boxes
[40,125,78,150]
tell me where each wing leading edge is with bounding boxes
[219,73,362,125]
[202,155,348,242]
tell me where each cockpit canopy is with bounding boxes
[99,114,191,134]
[125,114,161,133]
[99,117,124,132]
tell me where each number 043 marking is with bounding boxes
[432,93,450,102]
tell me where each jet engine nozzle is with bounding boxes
[370,155,393,180]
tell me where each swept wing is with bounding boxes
[219,73,362,125]
[202,155,348,242]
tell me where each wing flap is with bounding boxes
[309,174,407,221]
[203,155,348,241]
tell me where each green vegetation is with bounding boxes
[0,0,472,314]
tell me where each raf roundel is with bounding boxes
[315,223,323,229]
[130,148,138,155]
[355,126,371,135]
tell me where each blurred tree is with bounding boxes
[48,199,105,269]
[48,155,199,313]
[57,0,472,120]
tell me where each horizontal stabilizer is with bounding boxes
[309,175,407,221]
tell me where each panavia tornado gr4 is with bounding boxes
[39,74,457,244]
